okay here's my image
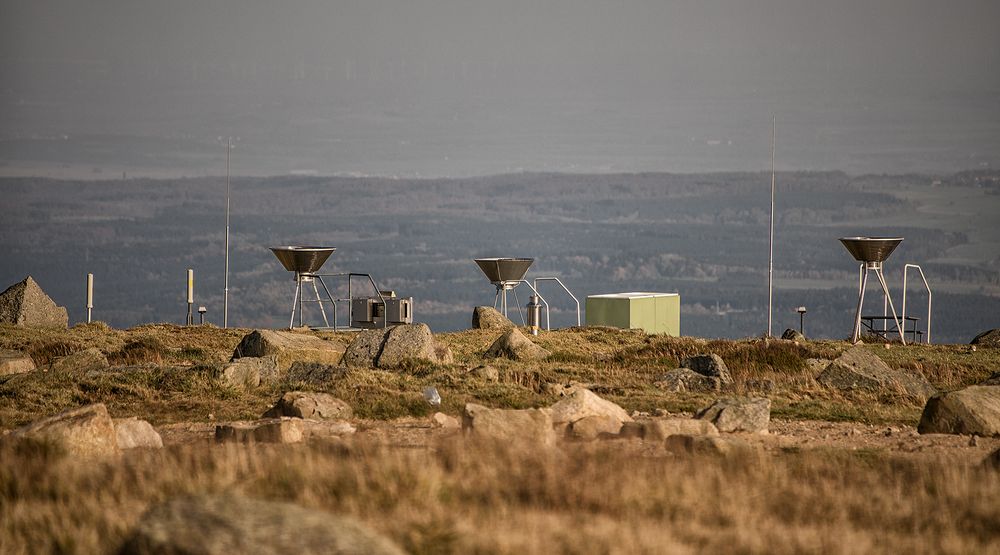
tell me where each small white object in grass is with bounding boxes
[423,386,441,406]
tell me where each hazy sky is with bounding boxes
[2,1,999,176]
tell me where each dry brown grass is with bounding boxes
[1,437,998,554]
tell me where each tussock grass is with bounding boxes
[1,438,998,554]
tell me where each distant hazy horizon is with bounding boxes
[2,1,998,178]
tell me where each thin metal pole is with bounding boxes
[852,264,869,344]
[767,115,775,337]
[224,137,231,328]
[86,273,93,323]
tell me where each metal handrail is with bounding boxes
[532,276,581,330]
[902,264,932,344]
[312,272,387,330]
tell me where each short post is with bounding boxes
[86,273,94,323]
[796,306,807,334]
[198,306,207,325]
[186,269,194,325]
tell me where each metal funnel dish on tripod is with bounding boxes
[270,246,337,328]
[839,237,906,344]
[474,258,534,320]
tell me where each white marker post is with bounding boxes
[186,269,194,325]
[86,273,94,323]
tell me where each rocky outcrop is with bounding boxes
[462,403,556,446]
[231,329,344,373]
[50,347,110,373]
[216,358,267,388]
[679,354,733,386]
[118,494,406,555]
[816,346,936,403]
[655,368,721,393]
[114,417,163,449]
[285,361,347,384]
[695,397,771,433]
[970,329,1000,347]
[431,412,461,429]
[567,415,624,440]
[0,276,68,328]
[263,391,353,420]
[917,386,1000,436]
[781,328,806,341]
[341,324,452,368]
[472,306,514,330]
[484,328,550,361]
[469,364,500,382]
[0,350,35,376]
[9,403,118,456]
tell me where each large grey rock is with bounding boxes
[680,353,733,386]
[377,323,453,367]
[917,386,1000,436]
[484,328,550,361]
[114,417,163,449]
[285,361,347,384]
[231,330,344,373]
[341,324,452,368]
[0,350,36,376]
[462,403,556,446]
[695,397,771,433]
[970,329,1000,347]
[263,391,353,420]
[215,418,304,444]
[10,403,118,456]
[50,347,109,373]
[781,328,806,341]
[665,434,759,456]
[549,388,632,427]
[816,345,936,403]
[655,368,721,393]
[0,276,68,328]
[642,418,720,441]
[118,494,406,555]
[472,306,514,330]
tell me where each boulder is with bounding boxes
[695,397,771,433]
[0,350,36,376]
[543,381,589,397]
[118,494,406,555]
[679,354,733,386]
[549,389,632,428]
[114,417,163,449]
[50,347,109,373]
[642,418,720,441]
[484,328,550,361]
[917,386,1000,436]
[472,306,514,330]
[568,415,624,440]
[431,412,461,429]
[215,418,304,444]
[655,368,721,393]
[0,276,68,328]
[377,323,453,367]
[216,358,267,389]
[781,328,806,341]
[300,419,357,439]
[10,403,118,456]
[263,391,353,420]
[665,434,758,456]
[341,324,452,368]
[462,403,556,446]
[816,345,936,403]
[970,329,1000,347]
[231,330,344,373]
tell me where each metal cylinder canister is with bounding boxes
[527,295,541,335]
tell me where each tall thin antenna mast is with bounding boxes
[224,137,232,329]
[767,116,775,337]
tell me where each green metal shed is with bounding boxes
[585,292,680,335]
